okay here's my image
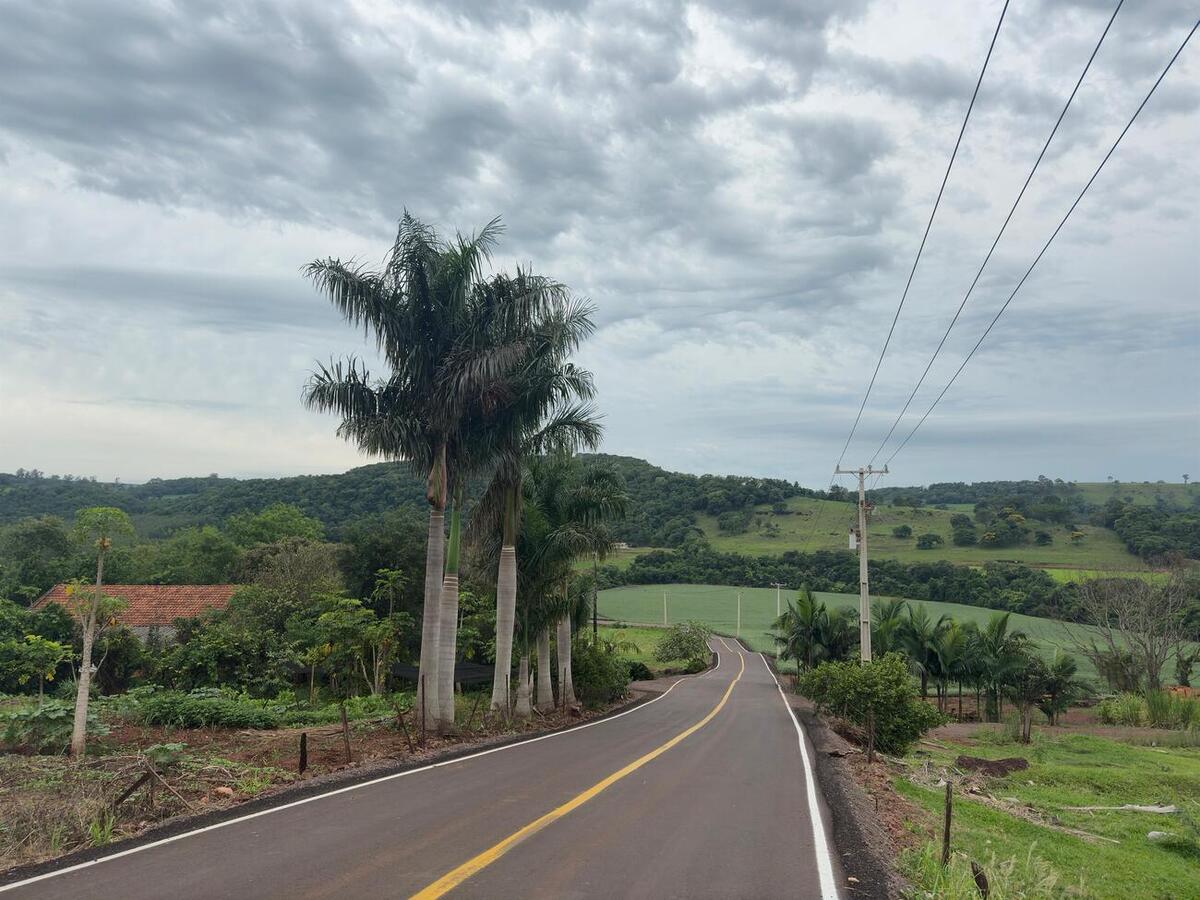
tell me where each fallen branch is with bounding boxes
[1062,804,1177,814]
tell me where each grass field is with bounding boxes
[1073,480,1195,508]
[697,495,1149,570]
[598,583,1108,682]
[595,624,668,673]
[896,731,1200,899]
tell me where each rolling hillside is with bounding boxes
[697,495,1149,570]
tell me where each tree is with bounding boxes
[469,276,602,716]
[0,634,70,703]
[1004,652,1050,743]
[1069,574,1191,691]
[225,503,324,547]
[891,525,912,539]
[773,587,828,673]
[1037,651,1083,726]
[915,533,943,550]
[900,604,950,698]
[304,213,504,731]
[974,612,1028,722]
[68,506,133,755]
[870,598,908,656]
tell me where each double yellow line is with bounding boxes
[411,642,746,898]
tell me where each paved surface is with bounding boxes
[3,639,842,899]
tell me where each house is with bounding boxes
[33,583,239,640]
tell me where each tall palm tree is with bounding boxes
[469,283,601,715]
[900,605,950,698]
[303,213,502,731]
[773,587,827,673]
[975,612,1028,722]
[931,621,968,715]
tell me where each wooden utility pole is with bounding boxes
[736,591,741,638]
[835,465,888,662]
[663,590,668,626]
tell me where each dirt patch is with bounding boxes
[955,755,1029,777]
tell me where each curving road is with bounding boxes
[2,639,842,899]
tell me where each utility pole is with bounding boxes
[771,582,784,619]
[663,590,668,626]
[736,591,741,639]
[834,465,888,663]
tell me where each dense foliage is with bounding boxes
[652,621,712,667]
[797,654,946,754]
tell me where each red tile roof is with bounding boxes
[34,584,238,627]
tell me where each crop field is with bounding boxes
[598,583,1108,682]
[1072,480,1195,508]
[697,495,1147,569]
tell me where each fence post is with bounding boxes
[339,701,352,764]
[299,732,308,774]
[941,781,953,867]
[866,708,876,764]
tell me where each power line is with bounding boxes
[834,0,1011,471]
[884,16,1199,468]
[867,0,1125,467]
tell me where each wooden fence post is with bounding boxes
[299,732,308,774]
[339,701,352,763]
[941,781,953,867]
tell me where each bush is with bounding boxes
[892,525,913,539]
[0,701,108,754]
[571,640,630,707]
[653,621,712,666]
[136,690,281,729]
[1144,690,1199,729]
[1096,693,1145,726]
[951,527,977,547]
[915,533,944,550]
[797,653,946,755]
[626,660,654,681]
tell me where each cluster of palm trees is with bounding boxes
[303,214,625,731]
[775,592,1081,725]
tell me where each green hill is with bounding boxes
[698,495,1148,571]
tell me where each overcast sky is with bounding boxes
[0,0,1196,489]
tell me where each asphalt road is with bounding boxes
[3,638,842,899]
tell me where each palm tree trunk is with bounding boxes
[557,614,576,707]
[490,545,517,714]
[514,653,532,719]
[70,550,104,756]
[436,499,463,731]
[417,508,445,732]
[536,627,554,712]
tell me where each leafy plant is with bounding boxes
[1096,693,1144,726]
[797,653,946,754]
[0,701,108,754]
[136,691,280,729]
[570,639,630,707]
[653,621,711,667]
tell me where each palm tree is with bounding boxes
[871,598,908,655]
[931,621,968,715]
[773,587,827,673]
[975,612,1028,722]
[469,281,601,715]
[303,213,502,731]
[900,605,950,698]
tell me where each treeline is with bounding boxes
[1102,500,1200,561]
[0,503,427,611]
[602,545,1084,621]
[870,476,1085,510]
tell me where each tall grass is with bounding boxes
[899,843,1086,899]
[1100,691,1200,730]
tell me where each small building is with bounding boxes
[33,583,239,640]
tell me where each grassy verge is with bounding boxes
[894,731,1200,899]
[597,624,667,674]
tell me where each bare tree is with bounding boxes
[1069,574,1191,691]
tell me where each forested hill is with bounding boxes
[1,462,1195,561]
[0,456,813,541]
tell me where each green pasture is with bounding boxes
[698,495,1147,569]
[1072,480,1195,508]
[598,583,1108,682]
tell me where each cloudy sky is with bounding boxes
[0,0,1196,489]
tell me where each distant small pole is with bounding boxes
[941,781,953,867]
[299,732,308,774]
[465,691,483,733]
[339,701,352,763]
[772,582,783,619]
[663,590,668,625]
[736,592,741,638]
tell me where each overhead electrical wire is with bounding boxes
[882,15,1200,468]
[833,0,1011,471]
[866,0,1126,467]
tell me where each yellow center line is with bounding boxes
[410,648,747,899]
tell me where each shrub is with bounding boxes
[136,690,281,729]
[571,640,630,707]
[653,621,712,666]
[626,660,654,681]
[1034,531,1053,546]
[951,527,977,547]
[1144,690,1200,729]
[915,533,944,550]
[1096,693,1144,726]
[892,525,913,539]
[0,701,108,754]
[797,653,946,755]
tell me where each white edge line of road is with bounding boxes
[759,652,841,900]
[0,649,724,893]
